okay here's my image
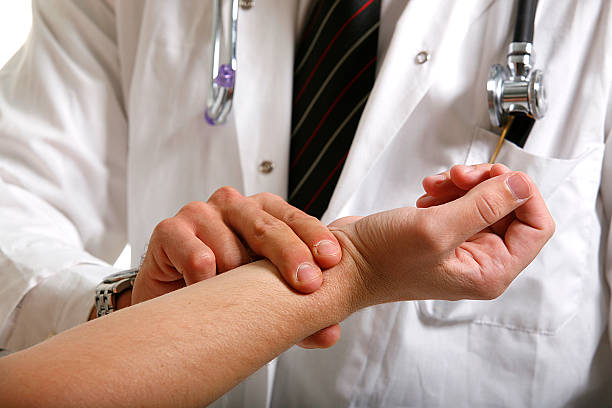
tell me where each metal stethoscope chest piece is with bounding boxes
[205,0,239,126]
[486,0,547,163]
[487,42,547,128]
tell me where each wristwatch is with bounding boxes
[94,268,139,317]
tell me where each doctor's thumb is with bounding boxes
[432,171,533,245]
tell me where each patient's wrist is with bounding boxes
[329,228,375,312]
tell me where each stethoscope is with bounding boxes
[204,0,239,126]
[487,0,547,162]
[204,0,547,163]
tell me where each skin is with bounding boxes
[337,166,554,302]
[134,188,343,300]
[99,163,552,341]
[0,165,554,408]
[89,188,344,345]
[132,188,346,347]
[4,260,362,408]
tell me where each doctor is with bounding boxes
[0,0,610,407]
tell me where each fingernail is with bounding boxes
[465,165,476,173]
[506,173,531,200]
[296,262,321,283]
[430,174,447,184]
[417,195,437,207]
[313,240,339,257]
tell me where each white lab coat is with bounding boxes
[0,0,610,406]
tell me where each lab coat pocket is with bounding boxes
[417,127,605,335]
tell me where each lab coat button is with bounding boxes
[239,0,254,9]
[415,51,430,64]
[258,160,274,174]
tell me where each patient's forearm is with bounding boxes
[0,255,364,408]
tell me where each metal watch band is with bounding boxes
[94,268,139,317]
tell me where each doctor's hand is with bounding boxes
[333,165,555,306]
[418,163,512,209]
[132,186,342,348]
[133,187,342,302]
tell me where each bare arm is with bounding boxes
[0,255,362,408]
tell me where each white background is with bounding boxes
[0,1,32,67]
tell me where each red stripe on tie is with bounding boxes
[291,55,376,169]
[303,152,349,212]
[293,0,374,106]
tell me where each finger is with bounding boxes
[448,164,496,190]
[221,192,323,293]
[195,223,252,273]
[421,164,494,205]
[297,324,341,349]
[421,171,463,197]
[485,164,514,236]
[490,163,511,177]
[503,175,555,262]
[416,194,447,208]
[430,172,533,248]
[177,202,252,273]
[447,164,513,236]
[422,164,492,197]
[418,164,514,208]
[489,213,515,237]
[451,232,515,300]
[133,254,187,304]
[454,173,554,300]
[153,218,217,285]
[256,193,342,269]
[418,196,515,236]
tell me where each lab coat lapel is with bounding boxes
[324,0,497,221]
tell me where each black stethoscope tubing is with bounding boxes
[514,0,538,43]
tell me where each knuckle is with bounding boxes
[449,164,463,174]
[180,201,209,216]
[470,261,510,300]
[252,215,284,241]
[474,193,503,225]
[186,249,216,273]
[259,191,280,201]
[210,186,241,204]
[285,208,313,225]
[154,217,177,236]
[252,191,283,207]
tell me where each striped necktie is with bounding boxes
[288,0,380,219]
